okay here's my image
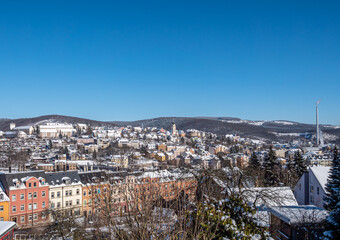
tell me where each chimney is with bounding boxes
[316,100,320,146]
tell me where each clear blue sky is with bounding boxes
[1,1,339,124]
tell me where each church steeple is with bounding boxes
[172,119,177,135]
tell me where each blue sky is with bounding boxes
[0,1,339,124]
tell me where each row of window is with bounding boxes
[14,181,45,188]
[51,189,80,198]
[12,191,46,201]
[11,202,46,212]
[14,213,47,223]
[50,199,81,208]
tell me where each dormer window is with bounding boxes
[33,182,37,187]
[28,183,32,188]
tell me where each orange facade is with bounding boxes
[8,177,49,227]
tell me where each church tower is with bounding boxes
[172,119,177,135]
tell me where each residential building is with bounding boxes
[294,166,330,209]
[0,190,10,221]
[0,171,49,228]
[45,171,82,216]
[269,205,328,240]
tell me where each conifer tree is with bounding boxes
[324,148,340,240]
[263,146,281,187]
[285,157,295,187]
[248,152,261,170]
[294,150,307,178]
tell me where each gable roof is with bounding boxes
[309,166,331,191]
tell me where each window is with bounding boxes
[57,202,61,208]
[69,200,72,206]
[57,191,60,197]
[12,195,16,201]
[88,199,92,205]
[28,215,32,221]
[41,181,45,186]
[20,194,24,200]
[76,199,80,205]
[42,212,46,218]
[33,214,37,220]
[21,216,25,223]
[0,206,3,212]
[42,191,46,197]
[83,190,87,196]
[12,206,16,212]
[317,187,320,195]
[42,201,46,208]
[89,190,92,195]
[33,182,37,187]
[28,183,32,188]
[33,192,37,198]
[28,193,32,199]
[51,192,55,198]
[83,200,87,206]
[310,185,314,193]
[69,190,72,196]
[66,201,69,207]
[65,191,69,196]
[33,203,37,210]
[20,205,24,211]
[51,203,55,209]
[76,189,80,195]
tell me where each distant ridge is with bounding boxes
[1,115,339,143]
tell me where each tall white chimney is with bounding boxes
[316,100,320,146]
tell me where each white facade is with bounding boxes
[39,123,76,138]
[294,166,330,209]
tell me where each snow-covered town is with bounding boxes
[2,1,340,239]
[0,119,338,239]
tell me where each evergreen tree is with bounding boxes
[324,148,340,240]
[294,150,307,178]
[187,194,272,239]
[93,150,97,160]
[263,146,281,187]
[248,152,261,170]
[285,157,295,187]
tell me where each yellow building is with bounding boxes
[0,190,10,221]
[155,152,166,161]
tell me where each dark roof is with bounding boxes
[45,171,81,186]
[0,171,47,194]
[78,171,108,184]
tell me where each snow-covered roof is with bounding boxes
[0,221,16,237]
[269,205,328,225]
[309,166,331,191]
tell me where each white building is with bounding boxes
[38,123,76,138]
[45,171,82,216]
[294,166,330,209]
